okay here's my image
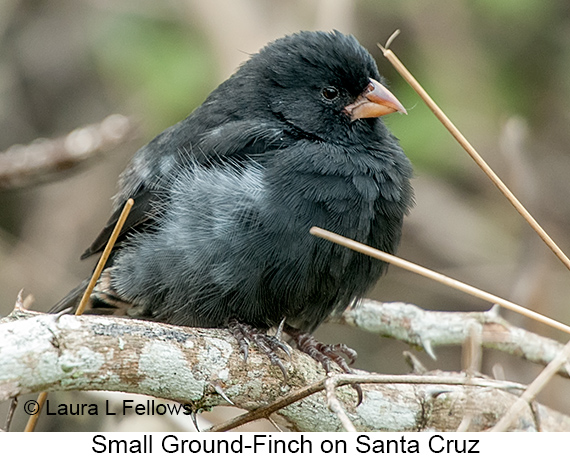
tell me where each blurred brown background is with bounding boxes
[2,0,570,430]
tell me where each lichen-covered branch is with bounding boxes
[1,307,570,431]
[339,300,569,377]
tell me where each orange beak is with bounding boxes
[344,78,407,121]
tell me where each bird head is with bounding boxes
[246,30,406,142]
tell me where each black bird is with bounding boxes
[54,30,414,377]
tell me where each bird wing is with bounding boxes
[80,184,155,259]
[81,119,286,259]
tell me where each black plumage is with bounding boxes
[54,30,414,373]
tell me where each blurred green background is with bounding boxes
[1,0,570,431]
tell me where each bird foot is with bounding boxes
[285,325,362,404]
[228,319,291,380]
[284,325,356,372]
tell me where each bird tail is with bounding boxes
[49,271,134,317]
[49,279,90,314]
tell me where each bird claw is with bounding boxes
[285,325,363,405]
[228,320,363,403]
[229,319,250,362]
[228,319,291,380]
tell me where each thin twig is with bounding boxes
[378,33,570,431]
[4,397,18,432]
[208,373,524,432]
[378,33,570,273]
[23,198,134,432]
[457,324,482,432]
[208,381,326,432]
[267,416,285,432]
[325,377,357,432]
[5,308,545,431]
[0,114,135,190]
[311,227,570,336]
[456,413,474,433]
[491,338,570,432]
[463,322,482,375]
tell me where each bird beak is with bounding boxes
[344,78,407,121]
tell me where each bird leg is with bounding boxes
[227,320,362,403]
[228,319,291,380]
[284,324,357,372]
[284,324,363,404]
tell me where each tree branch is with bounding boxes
[339,300,570,377]
[0,114,136,189]
[2,304,570,431]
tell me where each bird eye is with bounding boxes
[321,86,339,100]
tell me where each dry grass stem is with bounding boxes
[22,391,48,432]
[75,198,134,316]
[23,198,134,432]
[491,338,570,432]
[377,35,570,429]
[311,227,570,336]
[378,33,570,273]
